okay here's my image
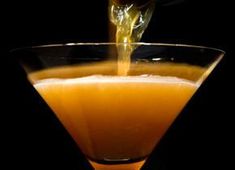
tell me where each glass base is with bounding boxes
[89,160,145,170]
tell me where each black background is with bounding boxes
[1,0,233,169]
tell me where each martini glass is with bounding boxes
[12,43,224,170]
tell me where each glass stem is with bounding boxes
[90,160,145,170]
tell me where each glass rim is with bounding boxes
[11,42,225,54]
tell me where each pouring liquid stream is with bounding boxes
[109,0,155,75]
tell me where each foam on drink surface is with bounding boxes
[34,75,199,87]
